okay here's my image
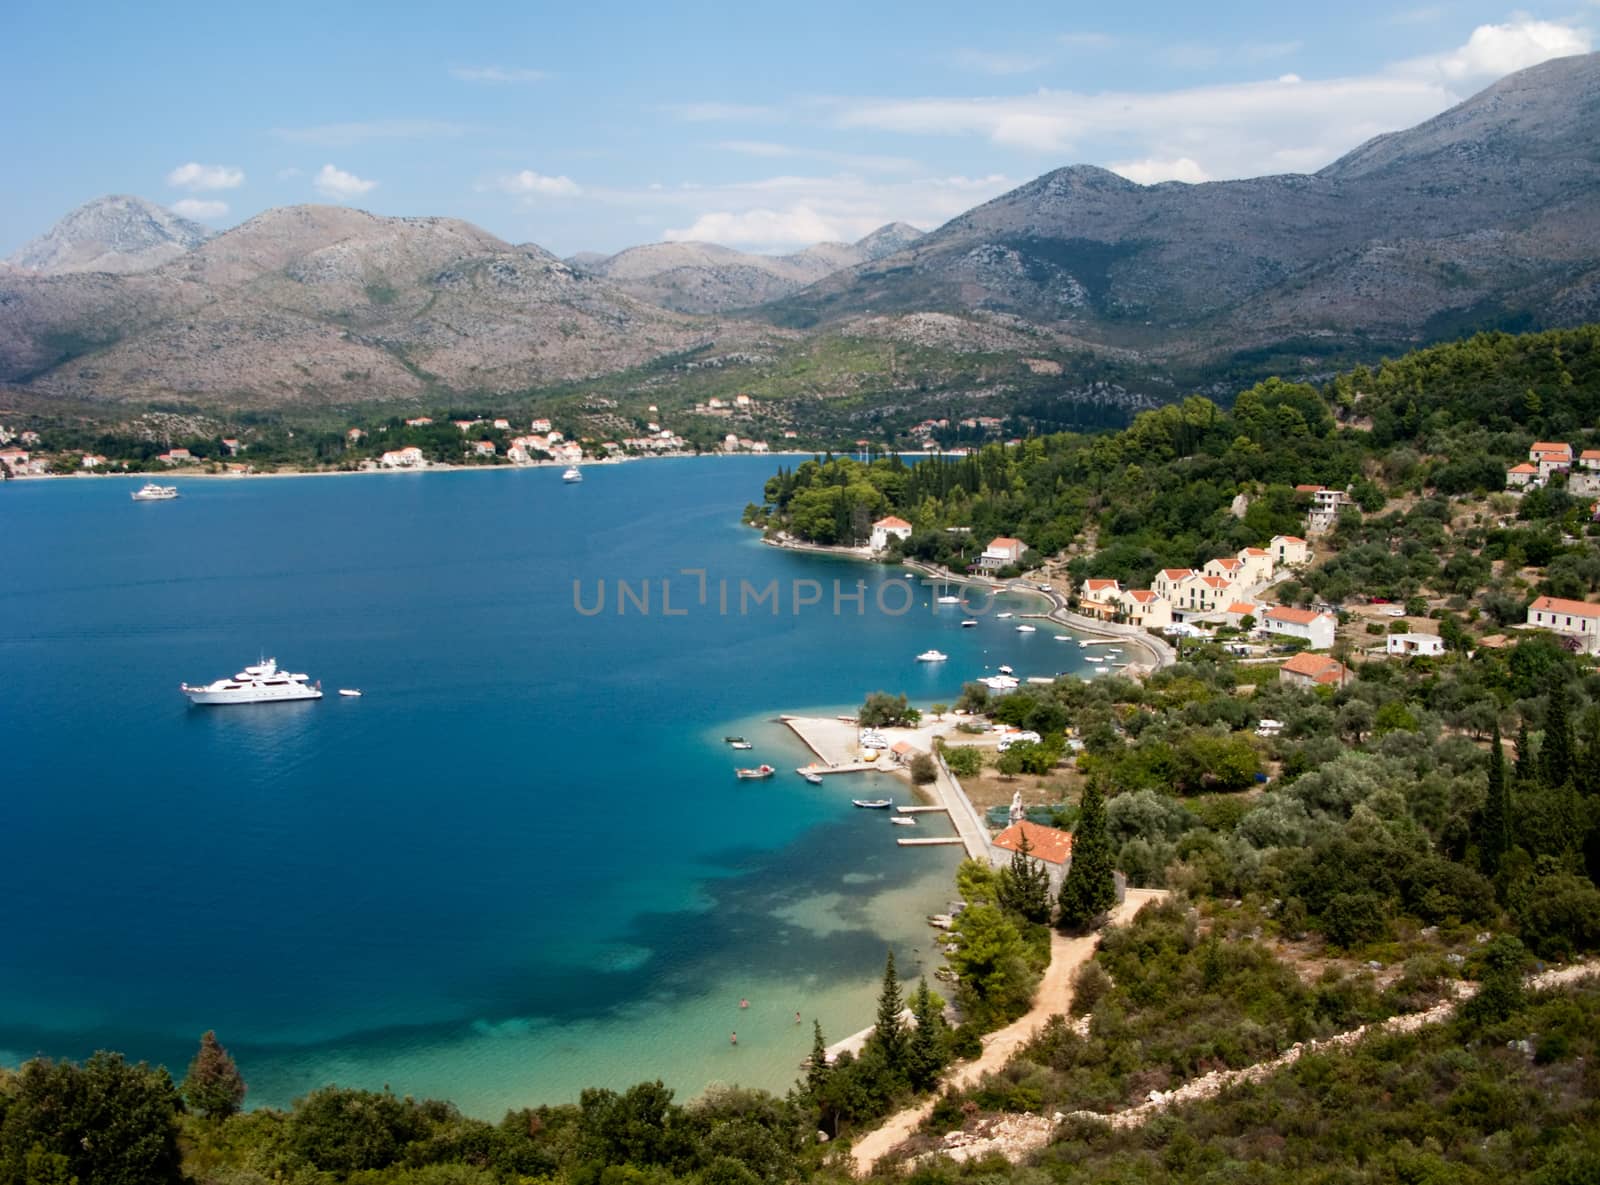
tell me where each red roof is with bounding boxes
[1294,484,1325,493]
[1159,568,1194,580]
[1581,450,1600,460]
[1211,558,1241,570]
[1125,589,1158,603]
[1507,463,1538,474]
[1084,578,1119,591]
[988,536,1024,549]
[1531,442,1572,455]
[1265,605,1323,625]
[1201,576,1231,589]
[1281,652,1349,683]
[1530,595,1600,620]
[1227,601,1257,614]
[874,515,912,529]
[992,820,1073,865]
[1241,547,1269,557]
[1274,535,1307,545]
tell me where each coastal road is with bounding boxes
[848,888,1169,1175]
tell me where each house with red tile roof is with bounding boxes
[1279,651,1352,689]
[990,820,1074,892]
[1527,595,1600,653]
[1119,588,1171,629]
[1152,568,1195,600]
[870,515,913,552]
[1271,535,1310,565]
[1531,442,1574,480]
[977,536,1025,571]
[1506,461,1540,489]
[1262,604,1337,650]
[1236,547,1275,583]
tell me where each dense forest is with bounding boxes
[7,326,1600,1184]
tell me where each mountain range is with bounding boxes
[3,52,1599,414]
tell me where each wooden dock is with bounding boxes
[896,804,948,814]
[794,762,881,777]
[896,837,966,847]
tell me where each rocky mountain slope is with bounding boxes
[765,53,1600,362]
[572,223,924,314]
[6,195,212,276]
[0,206,781,406]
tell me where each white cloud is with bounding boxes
[1058,32,1117,50]
[592,171,1013,251]
[170,198,229,219]
[946,49,1049,75]
[314,164,377,199]
[166,162,244,190]
[1394,18,1590,84]
[273,120,468,147]
[663,102,780,122]
[491,169,582,197]
[1110,156,1210,184]
[449,65,547,83]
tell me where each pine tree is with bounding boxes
[806,1021,830,1097]
[872,950,906,1069]
[1480,717,1513,875]
[905,979,944,1092]
[181,1030,246,1120]
[1578,708,1600,797]
[1541,681,1575,789]
[1057,783,1116,932]
[996,831,1053,925]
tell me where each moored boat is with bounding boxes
[800,770,824,784]
[563,467,583,483]
[338,689,362,697]
[181,657,322,705]
[735,764,776,779]
[1016,623,1036,633]
[852,798,893,809]
[936,595,962,604]
[960,619,978,628]
[916,649,948,662]
[730,740,754,750]
[996,612,1013,619]
[890,817,916,826]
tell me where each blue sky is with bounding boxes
[3,0,1593,257]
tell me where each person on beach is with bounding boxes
[739,998,749,1009]
[730,1031,737,1045]
[795,1011,802,1024]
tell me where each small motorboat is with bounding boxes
[1084,656,1105,664]
[1054,634,1072,642]
[1016,624,1036,633]
[936,595,962,604]
[960,619,978,628]
[998,664,1014,675]
[724,735,746,744]
[800,770,824,785]
[890,817,916,826]
[1079,640,1091,648]
[731,740,754,750]
[735,764,776,780]
[996,612,1013,619]
[338,689,363,697]
[916,649,948,662]
[852,799,893,809]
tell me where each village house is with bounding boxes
[1172,574,1233,618]
[1531,442,1573,480]
[1305,487,1354,533]
[530,418,552,433]
[869,515,913,552]
[1580,450,1600,472]
[1271,534,1310,566]
[157,448,193,465]
[1152,568,1195,601]
[1119,588,1172,629]
[492,418,511,430]
[404,416,433,427]
[1279,651,1352,689]
[380,446,425,468]
[507,446,529,463]
[734,394,752,409]
[1526,595,1600,653]
[1387,633,1446,657]
[1079,578,1123,619]
[1236,547,1276,584]
[1219,601,1260,630]
[453,419,478,432]
[723,433,741,452]
[80,454,107,468]
[471,440,496,456]
[989,820,1074,894]
[347,428,365,443]
[1261,605,1337,650]
[782,430,799,440]
[1506,462,1540,489]
[1203,556,1244,587]
[977,536,1025,572]
[0,448,30,469]
[221,438,241,456]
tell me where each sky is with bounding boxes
[2,0,1595,258]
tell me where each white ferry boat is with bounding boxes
[131,483,179,501]
[181,658,323,705]
[563,467,583,483]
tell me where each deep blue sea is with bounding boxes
[0,459,1093,1115]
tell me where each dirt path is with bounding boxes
[849,888,1168,1174]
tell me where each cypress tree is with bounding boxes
[996,830,1053,925]
[806,1021,830,1097]
[1479,718,1512,875]
[1541,681,1575,789]
[905,979,943,1092]
[1057,783,1116,931]
[181,1030,246,1120]
[1515,720,1534,784]
[872,950,905,1070]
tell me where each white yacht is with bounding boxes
[563,467,583,483]
[916,649,949,662]
[1015,623,1037,633]
[131,483,179,501]
[181,658,323,705]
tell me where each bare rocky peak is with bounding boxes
[7,194,211,275]
[854,221,925,261]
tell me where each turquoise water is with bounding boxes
[0,460,1090,1115]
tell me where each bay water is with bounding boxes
[0,458,1092,1115]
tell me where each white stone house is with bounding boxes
[1506,463,1540,489]
[977,537,1025,572]
[1271,535,1310,566]
[1387,633,1445,657]
[1526,595,1600,654]
[1531,442,1573,480]
[989,820,1074,894]
[1261,605,1337,650]
[1152,568,1195,601]
[1079,579,1122,618]
[1119,589,1172,629]
[380,446,425,468]
[1203,557,1244,587]
[1236,547,1276,584]
[870,516,913,552]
